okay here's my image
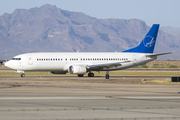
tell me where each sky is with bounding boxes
[0,0,180,27]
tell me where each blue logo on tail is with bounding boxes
[123,24,159,53]
[143,36,154,48]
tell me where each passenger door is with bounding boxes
[28,55,33,65]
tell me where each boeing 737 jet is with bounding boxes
[5,24,172,79]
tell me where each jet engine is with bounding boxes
[68,65,87,74]
[51,71,67,74]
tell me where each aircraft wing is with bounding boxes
[146,52,173,57]
[87,61,130,70]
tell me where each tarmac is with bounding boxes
[0,75,180,120]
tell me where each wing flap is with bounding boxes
[87,61,130,70]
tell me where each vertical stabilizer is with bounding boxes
[123,24,159,53]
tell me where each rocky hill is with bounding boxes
[0,4,179,59]
[161,26,180,38]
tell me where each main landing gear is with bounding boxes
[88,72,94,77]
[78,74,84,77]
[78,73,94,77]
[21,73,25,77]
[88,71,109,79]
[105,71,109,79]
[77,72,109,79]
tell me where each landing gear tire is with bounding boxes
[105,71,109,79]
[78,74,84,77]
[88,73,94,77]
[105,75,109,79]
[21,73,25,77]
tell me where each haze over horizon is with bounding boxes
[0,0,180,27]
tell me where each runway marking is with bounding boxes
[121,97,180,99]
[1,97,180,100]
[0,97,110,100]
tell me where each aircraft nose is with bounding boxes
[5,61,10,68]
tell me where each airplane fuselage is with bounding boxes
[5,52,156,72]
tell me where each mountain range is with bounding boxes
[0,4,179,60]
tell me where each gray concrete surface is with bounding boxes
[1,97,180,120]
[0,76,180,120]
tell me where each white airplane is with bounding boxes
[5,24,172,79]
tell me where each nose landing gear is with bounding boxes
[21,73,25,77]
[15,70,25,77]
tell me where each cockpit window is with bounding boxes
[12,58,21,60]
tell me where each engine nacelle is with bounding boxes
[51,71,67,74]
[69,65,87,74]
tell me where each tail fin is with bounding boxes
[123,24,159,53]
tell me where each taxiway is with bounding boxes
[0,76,180,120]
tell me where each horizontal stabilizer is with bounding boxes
[146,52,173,57]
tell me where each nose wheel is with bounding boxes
[21,73,25,77]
